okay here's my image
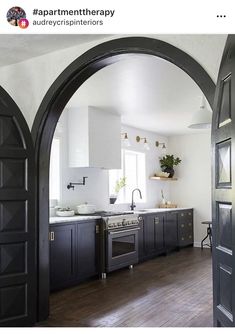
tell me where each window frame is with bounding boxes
[49,136,61,202]
[109,148,146,204]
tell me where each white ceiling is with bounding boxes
[0,34,220,136]
[67,54,212,136]
[0,34,111,66]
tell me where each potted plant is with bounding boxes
[159,154,181,178]
[109,177,127,204]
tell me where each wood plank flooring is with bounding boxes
[38,247,213,327]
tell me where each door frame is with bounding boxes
[31,36,216,321]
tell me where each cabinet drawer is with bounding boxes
[178,221,193,233]
[179,210,193,221]
[178,233,193,245]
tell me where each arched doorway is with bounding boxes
[31,36,215,321]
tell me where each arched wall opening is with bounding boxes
[31,36,215,321]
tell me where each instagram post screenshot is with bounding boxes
[0,0,235,332]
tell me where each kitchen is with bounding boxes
[46,52,212,325]
[0,34,229,327]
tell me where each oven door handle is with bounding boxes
[108,227,140,235]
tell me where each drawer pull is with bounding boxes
[189,235,192,239]
[189,212,192,216]
[96,225,100,234]
[181,237,184,241]
[181,213,184,217]
[181,224,184,228]
[50,231,55,241]
[155,218,159,224]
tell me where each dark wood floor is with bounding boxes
[38,247,213,327]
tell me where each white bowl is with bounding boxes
[77,204,96,214]
[56,210,75,217]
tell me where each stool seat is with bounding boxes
[201,221,212,250]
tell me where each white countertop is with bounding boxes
[50,215,101,224]
[132,207,193,214]
[49,207,193,224]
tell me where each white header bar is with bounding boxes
[1,0,235,34]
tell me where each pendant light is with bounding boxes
[188,96,212,129]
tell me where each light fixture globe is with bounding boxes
[188,96,212,129]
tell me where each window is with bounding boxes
[49,138,61,201]
[109,149,146,203]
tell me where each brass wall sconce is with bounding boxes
[136,136,150,150]
[155,141,166,149]
[121,132,131,147]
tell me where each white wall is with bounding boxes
[0,35,226,128]
[54,110,169,212]
[168,132,211,247]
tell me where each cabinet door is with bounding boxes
[154,214,164,252]
[138,215,144,262]
[165,211,178,251]
[143,214,156,256]
[77,220,98,280]
[50,224,76,290]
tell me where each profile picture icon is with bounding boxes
[6,6,28,28]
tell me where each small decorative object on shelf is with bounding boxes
[159,154,181,178]
[154,171,170,178]
[161,189,166,205]
[159,203,177,208]
[150,176,178,181]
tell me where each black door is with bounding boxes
[0,87,36,326]
[212,35,235,327]
[49,224,76,291]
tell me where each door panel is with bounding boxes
[212,35,235,327]
[0,87,36,326]
[50,224,76,290]
[77,221,98,279]
[165,212,178,251]
[154,214,164,252]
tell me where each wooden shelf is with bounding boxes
[150,176,178,181]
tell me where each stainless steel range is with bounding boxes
[101,212,140,278]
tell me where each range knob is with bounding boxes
[109,223,114,228]
[118,222,122,226]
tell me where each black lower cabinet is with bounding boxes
[77,221,98,280]
[165,211,178,252]
[49,224,76,290]
[154,214,165,253]
[138,215,144,262]
[49,219,99,291]
[140,213,165,261]
[177,209,194,247]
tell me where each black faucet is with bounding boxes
[130,188,142,211]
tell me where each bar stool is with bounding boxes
[201,221,212,250]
